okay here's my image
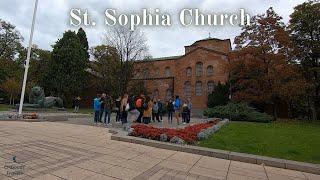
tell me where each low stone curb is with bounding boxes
[110,133,320,175]
[0,118,43,122]
[0,113,91,122]
[0,117,68,122]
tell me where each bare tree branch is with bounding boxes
[103,26,149,94]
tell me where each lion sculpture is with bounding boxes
[29,86,63,108]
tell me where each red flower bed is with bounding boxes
[131,120,218,144]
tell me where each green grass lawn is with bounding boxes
[0,104,11,111]
[198,121,320,164]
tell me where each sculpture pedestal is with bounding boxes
[14,104,66,112]
[15,103,40,109]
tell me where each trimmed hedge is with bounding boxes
[203,102,272,123]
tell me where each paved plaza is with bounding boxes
[0,121,319,180]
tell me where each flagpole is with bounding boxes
[18,0,39,116]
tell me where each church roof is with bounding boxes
[135,37,230,63]
[185,37,231,47]
[135,55,182,62]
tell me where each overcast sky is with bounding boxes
[0,0,306,58]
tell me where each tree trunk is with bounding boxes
[312,56,319,121]
[308,89,318,121]
[310,100,317,121]
[9,94,12,106]
[287,101,293,119]
[272,103,278,121]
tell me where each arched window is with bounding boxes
[207,65,214,76]
[207,81,214,94]
[166,89,172,100]
[195,81,202,96]
[165,67,171,77]
[155,68,160,77]
[135,69,141,78]
[195,62,203,76]
[186,67,192,77]
[143,68,149,78]
[184,81,191,98]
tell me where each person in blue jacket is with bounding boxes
[173,95,181,125]
[93,94,101,125]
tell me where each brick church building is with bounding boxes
[132,38,231,111]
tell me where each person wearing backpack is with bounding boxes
[152,100,160,122]
[143,96,152,124]
[135,92,145,123]
[173,95,181,126]
[166,99,174,124]
[182,100,189,124]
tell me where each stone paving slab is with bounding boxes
[0,121,318,180]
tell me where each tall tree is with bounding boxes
[28,48,51,87]
[274,65,308,118]
[0,19,24,85]
[289,0,320,120]
[90,45,121,97]
[0,19,24,60]
[0,58,22,83]
[104,26,149,94]
[77,27,89,61]
[43,30,87,104]
[0,77,21,106]
[230,7,307,119]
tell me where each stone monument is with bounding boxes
[15,86,64,109]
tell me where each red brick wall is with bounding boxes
[174,48,228,109]
[132,38,230,110]
[133,59,176,100]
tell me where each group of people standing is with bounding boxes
[166,96,192,125]
[92,91,192,127]
[93,93,113,125]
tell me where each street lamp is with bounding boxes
[18,0,39,115]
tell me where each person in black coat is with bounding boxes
[157,99,163,121]
[73,96,81,113]
[115,96,121,123]
[166,99,174,124]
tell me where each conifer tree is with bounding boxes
[44,30,87,104]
